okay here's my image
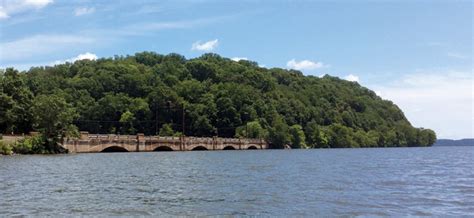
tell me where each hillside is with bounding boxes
[434,139,474,146]
[0,52,436,148]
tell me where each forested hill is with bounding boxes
[0,52,436,148]
[434,139,474,146]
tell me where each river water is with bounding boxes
[0,146,473,216]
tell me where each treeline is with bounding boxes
[0,52,436,150]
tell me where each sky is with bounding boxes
[0,0,472,139]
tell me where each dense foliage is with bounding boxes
[0,135,60,155]
[0,52,436,149]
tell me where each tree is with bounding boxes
[0,68,33,134]
[191,115,216,136]
[326,123,356,148]
[0,93,14,131]
[305,121,329,148]
[135,51,164,66]
[159,123,175,136]
[186,60,217,82]
[289,124,307,148]
[235,121,267,139]
[119,110,135,134]
[417,128,436,146]
[268,115,289,148]
[31,94,78,153]
[215,97,241,137]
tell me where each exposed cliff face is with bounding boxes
[0,52,436,148]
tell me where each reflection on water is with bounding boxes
[1,147,473,216]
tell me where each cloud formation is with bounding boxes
[52,52,98,65]
[192,39,219,51]
[286,59,326,70]
[372,70,473,139]
[74,7,95,16]
[70,52,97,62]
[0,0,53,20]
[231,57,248,61]
[0,7,8,19]
[344,74,359,82]
[0,34,95,61]
[24,0,52,8]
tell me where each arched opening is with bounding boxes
[223,146,236,150]
[153,146,173,151]
[192,146,208,151]
[101,146,129,152]
[247,145,258,150]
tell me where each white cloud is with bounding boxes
[69,52,97,62]
[344,74,359,82]
[0,0,53,19]
[0,7,9,19]
[52,52,97,65]
[191,39,219,51]
[1,52,98,70]
[372,70,474,139]
[231,57,248,62]
[447,52,468,60]
[286,59,326,70]
[74,7,95,16]
[0,34,95,61]
[23,0,53,8]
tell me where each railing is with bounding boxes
[80,134,264,144]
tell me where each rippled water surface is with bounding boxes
[1,146,473,216]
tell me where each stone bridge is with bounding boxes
[63,132,269,153]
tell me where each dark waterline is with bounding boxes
[1,147,473,216]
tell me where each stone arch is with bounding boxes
[191,145,208,151]
[223,145,237,150]
[153,146,174,151]
[247,145,258,150]
[101,146,129,152]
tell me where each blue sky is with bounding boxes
[0,0,472,139]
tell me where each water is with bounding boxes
[1,146,473,216]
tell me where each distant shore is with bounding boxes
[434,139,474,146]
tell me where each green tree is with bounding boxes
[268,115,289,148]
[215,97,241,137]
[289,124,307,148]
[31,94,78,153]
[0,68,33,133]
[326,123,356,148]
[119,110,135,134]
[417,128,437,146]
[186,60,217,82]
[305,121,329,148]
[235,121,267,139]
[159,123,175,136]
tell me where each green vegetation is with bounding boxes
[31,94,79,152]
[0,52,436,151]
[0,141,13,155]
[235,121,268,139]
[0,135,63,155]
[289,124,307,149]
[11,135,48,154]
